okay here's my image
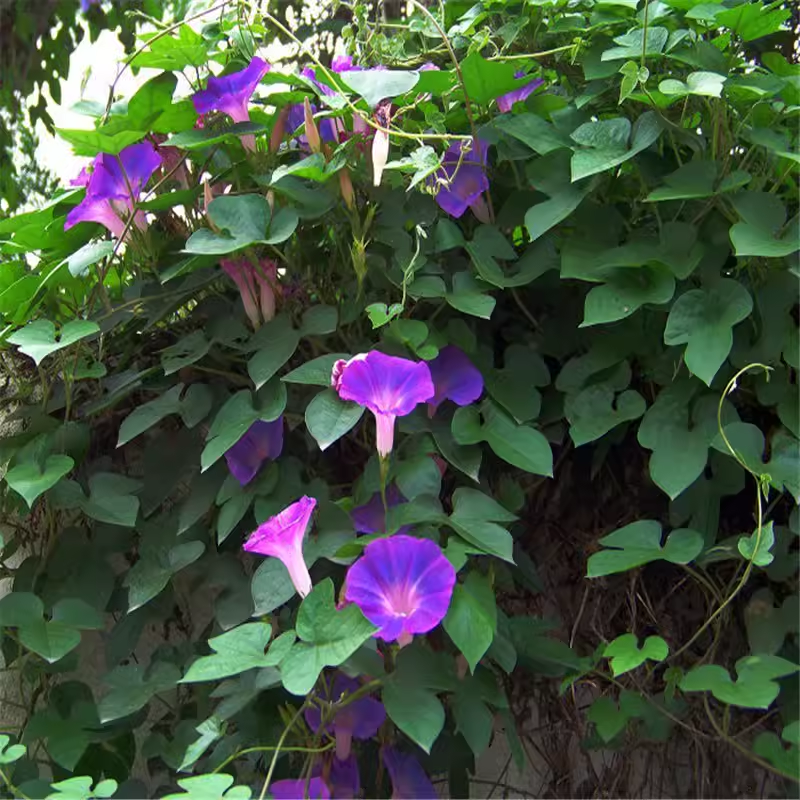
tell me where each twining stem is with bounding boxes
[212,743,334,775]
[258,704,307,800]
[703,696,799,784]
[668,363,772,664]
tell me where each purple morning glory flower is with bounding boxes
[331,55,361,73]
[305,673,386,759]
[192,57,270,124]
[70,166,91,187]
[65,141,162,238]
[344,535,456,646]
[80,0,100,11]
[431,138,490,219]
[329,754,360,800]
[382,746,436,799]
[221,257,278,330]
[427,345,484,414]
[286,100,339,145]
[243,496,316,598]
[351,484,408,535]
[269,778,330,800]
[332,352,434,458]
[497,71,545,113]
[224,418,283,486]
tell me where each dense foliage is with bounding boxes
[0,0,798,797]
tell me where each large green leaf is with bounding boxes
[201,386,285,472]
[305,389,365,451]
[729,192,799,258]
[182,623,279,683]
[604,633,669,677]
[382,682,444,754]
[8,319,100,366]
[664,280,753,386]
[565,384,646,447]
[98,662,182,722]
[571,112,661,181]
[167,122,267,150]
[587,520,704,577]
[117,383,212,446]
[443,572,497,673]
[279,579,376,695]
[184,195,271,255]
[5,455,74,508]
[246,315,300,389]
[339,70,420,107]
[680,655,799,709]
[481,401,553,477]
[460,52,533,106]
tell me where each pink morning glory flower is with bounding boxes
[331,352,434,458]
[224,418,284,486]
[305,673,386,760]
[497,71,545,113]
[243,496,316,598]
[344,535,456,646]
[431,138,490,219]
[427,345,484,414]
[221,257,278,330]
[351,484,409,535]
[64,142,162,238]
[269,778,330,800]
[382,746,436,799]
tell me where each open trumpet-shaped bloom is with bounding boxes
[344,535,455,646]
[382,746,436,799]
[221,257,278,329]
[427,345,484,414]
[332,352,434,458]
[431,138,489,219]
[65,142,162,238]
[497,72,545,112]
[269,778,330,800]
[243,496,316,598]
[305,673,386,760]
[351,484,409,535]
[192,57,269,123]
[224,418,284,486]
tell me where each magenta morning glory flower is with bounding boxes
[332,352,434,458]
[65,142,162,239]
[427,345,484,414]
[224,418,283,486]
[431,138,490,220]
[382,746,436,799]
[221,257,278,330]
[269,778,330,800]
[305,673,386,759]
[497,71,545,113]
[243,496,316,598]
[344,535,456,647]
[192,57,269,123]
[351,484,409,535]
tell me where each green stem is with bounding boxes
[258,704,307,800]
